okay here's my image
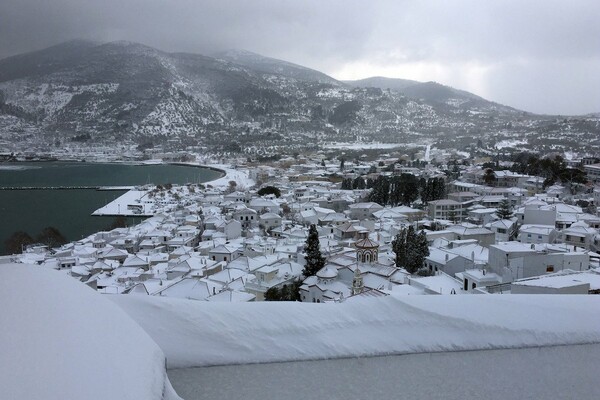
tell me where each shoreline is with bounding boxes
[0,159,228,187]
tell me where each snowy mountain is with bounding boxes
[213,49,341,85]
[0,40,597,154]
[345,77,486,103]
[344,76,421,91]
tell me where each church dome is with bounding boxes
[355,230,379,249]
[316,267,338,279]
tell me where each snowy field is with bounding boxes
[170,343,600,400]
[112,293,600,368]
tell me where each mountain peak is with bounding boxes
[213,48,341,85]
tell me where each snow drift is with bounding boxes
[0,264,181,400]
[112,293,600,369]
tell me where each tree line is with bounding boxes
[4,227,67,255]
[509,153,588,190]
[367,174,446,206]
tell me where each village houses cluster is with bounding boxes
[6,155,600,300]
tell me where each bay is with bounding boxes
[0,162,222,255]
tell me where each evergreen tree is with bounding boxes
[404,226,417,272]
[389,175,403,206]
[483,168,496,185]
[257,186,281,198]
[412,230,430,273]
[340,178,353,190]
[433,177,446,200]
[352,176,366,190]
[264,286,281,301]
[392,229,407,269]
[368,175,390,205]
[419,178,431,203]
[392,226,429,274]
[400,173,419,205]
[496,198,513,220]
[265,279,302,301]
[303,224,326,277]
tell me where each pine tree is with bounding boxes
[392,229,407,269]
[399,173,419,205]
[404,226,417,272]
[414,230,430,272]
[394,227,429,274]
[264,280,302,301]
[303,224,326,277]
[389,175,402,206]
[264,286,281,301]
[419,178,431,203]
[483,168,496,185]
[340,178,353,190]
[368,175,389,205]
[352,176,366,190]
[496,198,513,220]
[433,177,446,200]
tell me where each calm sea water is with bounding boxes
[0,162,222,255]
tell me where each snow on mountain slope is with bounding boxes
[0,264,181,400]
[112,293,600,369]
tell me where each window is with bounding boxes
[546,266,554,272]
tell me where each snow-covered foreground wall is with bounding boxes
[112,294,600,369]
[0,264,181,400]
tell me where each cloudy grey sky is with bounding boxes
[1,0,599,115]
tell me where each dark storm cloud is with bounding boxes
[0,0,599,114]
